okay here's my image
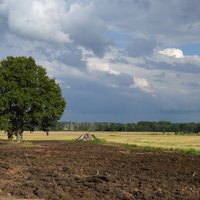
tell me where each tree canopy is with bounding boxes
[0,56,66,142]
[53,121,200,134]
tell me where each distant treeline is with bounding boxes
[52,121,200,133]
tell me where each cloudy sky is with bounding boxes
[0,0,200,122]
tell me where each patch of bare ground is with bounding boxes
[0,140,199,200]
[0,198,43,200]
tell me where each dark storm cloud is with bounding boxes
[109,56,129,64]
[60,1,113,57]
[182,82,200,90]
[0,15,7,33]
[1,0,200,55]
[95,0,200,44]
[95,72,133,88]
[71,33,111,57]
[0,13,10,43]
[95,0,151,27]
[141,59,200,74]
[0,0,111,57]
[51,45,87,70]
[126,38,156,57]
[61,76,161,122]
[0,0,200,122]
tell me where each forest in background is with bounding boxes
[52,121,200,134]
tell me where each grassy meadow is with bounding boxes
[0,131,200,152]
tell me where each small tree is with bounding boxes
[194,123,200,133]
[0,56,66,143]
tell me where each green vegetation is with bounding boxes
[6,140,41,148]
[179,148,200,156]
[123,143,200,156]
[0,131,199,156]
[0,56,66,143]
[86,137,106,144]
[53,121,200,134]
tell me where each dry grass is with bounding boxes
[0,131,200,151]
[96,132,200,150]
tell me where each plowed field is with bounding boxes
[0,140,199,200]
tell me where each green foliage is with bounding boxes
[123,143,163,152]
[194,123,200,133]
[75,135,107,144]
[179,148,200,156]
[54,121,200,133]
[0,56,66,142]
[87,137,106,144]
[123,143,138,149]
[123,143,200,156]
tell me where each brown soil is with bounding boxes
[0,140,199,200]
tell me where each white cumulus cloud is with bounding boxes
[0,0,70,43]
[157,48,184,58]
[132,77,152,93]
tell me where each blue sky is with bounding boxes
[0,0,200,122]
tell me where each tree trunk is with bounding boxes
[7,132,14,141]
[16,130,23,143]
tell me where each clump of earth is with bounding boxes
[0,140,199,200]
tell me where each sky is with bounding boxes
[0,0,200,123]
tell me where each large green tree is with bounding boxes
[0,56,66,142]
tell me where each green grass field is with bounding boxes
[0,131,200,151]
